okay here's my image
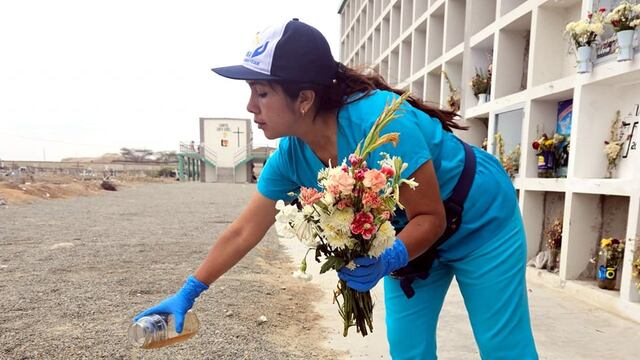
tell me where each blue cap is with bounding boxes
[212,19,339,85]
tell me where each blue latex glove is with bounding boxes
[133,275,208,333]
[338,238,409,292]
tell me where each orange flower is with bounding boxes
[362,191,382,208]
[362,169,387,192]
[300,187,324,206]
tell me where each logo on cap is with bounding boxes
[249,41,269,58]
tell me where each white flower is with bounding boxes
[302,205,315,216]
[400,177,419,190]
[589,23,604,35]
[319,207,357,249]
[293,216,315,243]
[565,22,576,32]
[367,221,396,258]
[324,230,355,249]
[321,207,354,234]
[604,142,623,160]
[292,270,313,281]
[575,22,589,35]
[322,192,335,206]
[275,202,300,239]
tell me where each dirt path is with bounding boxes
[0,182,344,359]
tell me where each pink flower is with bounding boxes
[380,211,391,220]
[380,166,395,178]
[350,211,376,239]
[362,191,382,208]
[362,169,387,192]
[341,164,349,172]
[330,171,355,195]
[300,187,324,206]
[349,154,362,166]
[336,198,353,210]
[354,169,365,182]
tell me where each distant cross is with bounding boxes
[233,127,244,146]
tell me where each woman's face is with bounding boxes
[246,81,298,139]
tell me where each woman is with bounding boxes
[135,19,538,359]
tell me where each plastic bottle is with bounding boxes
[128,310,200,349]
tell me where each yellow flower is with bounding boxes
[601,238,613,248]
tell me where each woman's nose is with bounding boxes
[246,97,258,114]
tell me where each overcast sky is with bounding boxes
[0,1,341,161]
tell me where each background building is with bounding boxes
[339,0,640,322]
[200,117,253,183]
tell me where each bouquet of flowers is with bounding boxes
[545,218,563,251]
[544,218,563,271]
[565,9,606,49]
[632,256,640,292]
[604,110,627,178]
[275,93,418,337]
[599,238,625,270]
[470,67,491,97]
[605,2,640,32]
[531,133,565,177]
[442,70,460,113]
[494,133,520,179]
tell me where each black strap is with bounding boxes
[390,140,477,299]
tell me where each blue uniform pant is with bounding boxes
[383,212,538,360]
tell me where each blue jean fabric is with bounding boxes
[383,209,538,360]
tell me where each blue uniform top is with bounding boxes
[258,90,521,260]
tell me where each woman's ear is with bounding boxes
[297,89,316,116]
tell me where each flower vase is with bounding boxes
[477,93,488,105]
[597,265,618,290]
[576,46,593,73]
[616,30,635,62]
[547,248,560,272]
[537,150,555,178]
[555,166,568,178]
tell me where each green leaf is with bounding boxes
[320,256,346,274]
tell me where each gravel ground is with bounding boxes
[0,182,344,359]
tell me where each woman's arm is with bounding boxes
[397,160,447,260]
[193,192,278,285]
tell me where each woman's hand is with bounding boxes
[338,239,409,292]
[133,275,208,333]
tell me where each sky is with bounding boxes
[0,1,342,161]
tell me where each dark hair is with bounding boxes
[273,64,467,132]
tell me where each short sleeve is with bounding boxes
[257,140,299,201]
[373,102,432,178]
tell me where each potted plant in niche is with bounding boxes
[470,67,491,105]
[544,218,563,272]
[605,2,640,61]
[597,238,625,290]
[565,9,606,73]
